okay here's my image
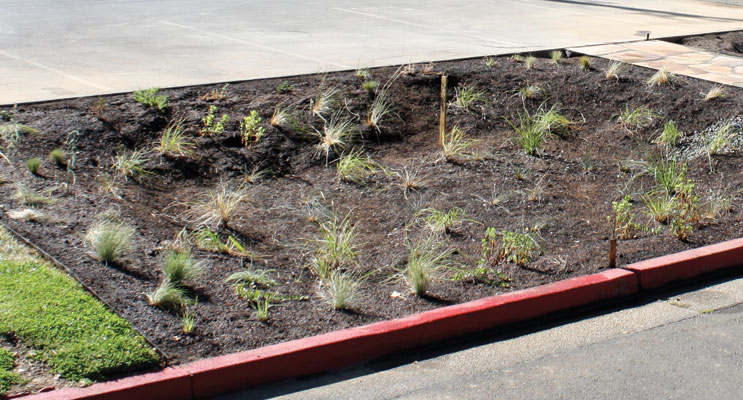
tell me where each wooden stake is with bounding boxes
[439,75,448,147]
[609,237,617,268]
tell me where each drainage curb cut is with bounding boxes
[22,237,743,400]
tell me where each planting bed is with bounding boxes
[2,44,743,376]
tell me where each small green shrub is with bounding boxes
[506,108,552,156]
[132,88,168,111]
[579,56,591,70]
[85,220,136,264]
[200,105,230,136]
[604,61,625,81]
[240,111,265,145]
[25,157,41,174]
[276,80,295,94]
[655,121,681,148]
[524,56,537,69]
[483,56,496,68]
[608,195,643,239]
[550,50,563,64]
[500,230,539,266]
[187,183,247,229]
[618,105,657,131]
[225,267,277,287]
[12,184,54,207]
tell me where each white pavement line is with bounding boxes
[159,20,351,69]
[331,7,523,48]
[0,49,112,92]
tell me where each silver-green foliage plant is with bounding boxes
[225,267,277,287]
[13,184,54,207]
[0,121,38,163]
[418,207,466,235]
[319,270,362,310]
[405,235,454,296]
[155,119,196,158]
[162,251,204,287]
[187,183,248,229]
[451,83,486,112]
[365,68,401,132]
[311,212,359,279]
[706,118,740,158]
[132,87,168,111]
[441,126,479,162]
[146,280,188,311]
[336,149,378,184]
[240,110,265,145]
[618,105,657,132]
[200,105,230,136]
[313,113,359,164]
[112,148,153,180]
[49,148,67,166]
[85,220,136,264]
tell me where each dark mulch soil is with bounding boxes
[2,39,743,371]
[679,30,743,57]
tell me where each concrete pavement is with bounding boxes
[2,0,743,104]
[225,274,743,399]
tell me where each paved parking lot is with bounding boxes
[2,0,743,104]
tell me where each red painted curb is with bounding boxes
[188,268,637,398]
[23,368,191,400]
[623,238,743,290]
[24,268,636,400]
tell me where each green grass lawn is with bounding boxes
[0,227,160,385]
[0,347,22,396]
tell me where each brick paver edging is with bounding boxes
[23,237,743,400]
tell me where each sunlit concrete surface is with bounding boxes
[1,0,743,103]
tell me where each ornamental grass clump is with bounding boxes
[162,251,204,287]
[187,183,248,229]
[336,149,378,184]
[319,270,363,310]
[155,119,196,158]
[404,235,454,296]
[85,219,136,264]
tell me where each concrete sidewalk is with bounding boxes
[2,0,743,104]
[225,274,743,399]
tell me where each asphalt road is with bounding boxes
[2,0,743,104]
[224,275,743,399]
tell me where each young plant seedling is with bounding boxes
[362,80,379,95]
[517,83,545,100]
[608,194,643,239]
[162,250,204,287]
[646,66,676,87]
[549,50,563,64]
[313,112,359,164]
[392,167,428,199]
[319,270,363,311]
[13,184,55,207]
[365,68,402,132]
[483,56,496,68]
[240,110,266,145]
[500,229,540,266]
[132,88,168,111]
[524,56,537,69]
[450,83,486,112]
[186,182,248,229]
[310,210,359,279]
[617,105,657,132]
[146,280,188,311]
[200,105,230,136]
[311,88,339,117]
[578,56,592,70]
[417,207,467,235]
[654,121,681,149]
[276,80,295,94]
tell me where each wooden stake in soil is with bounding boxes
[439,75,448,147]
[609,237,617,268]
